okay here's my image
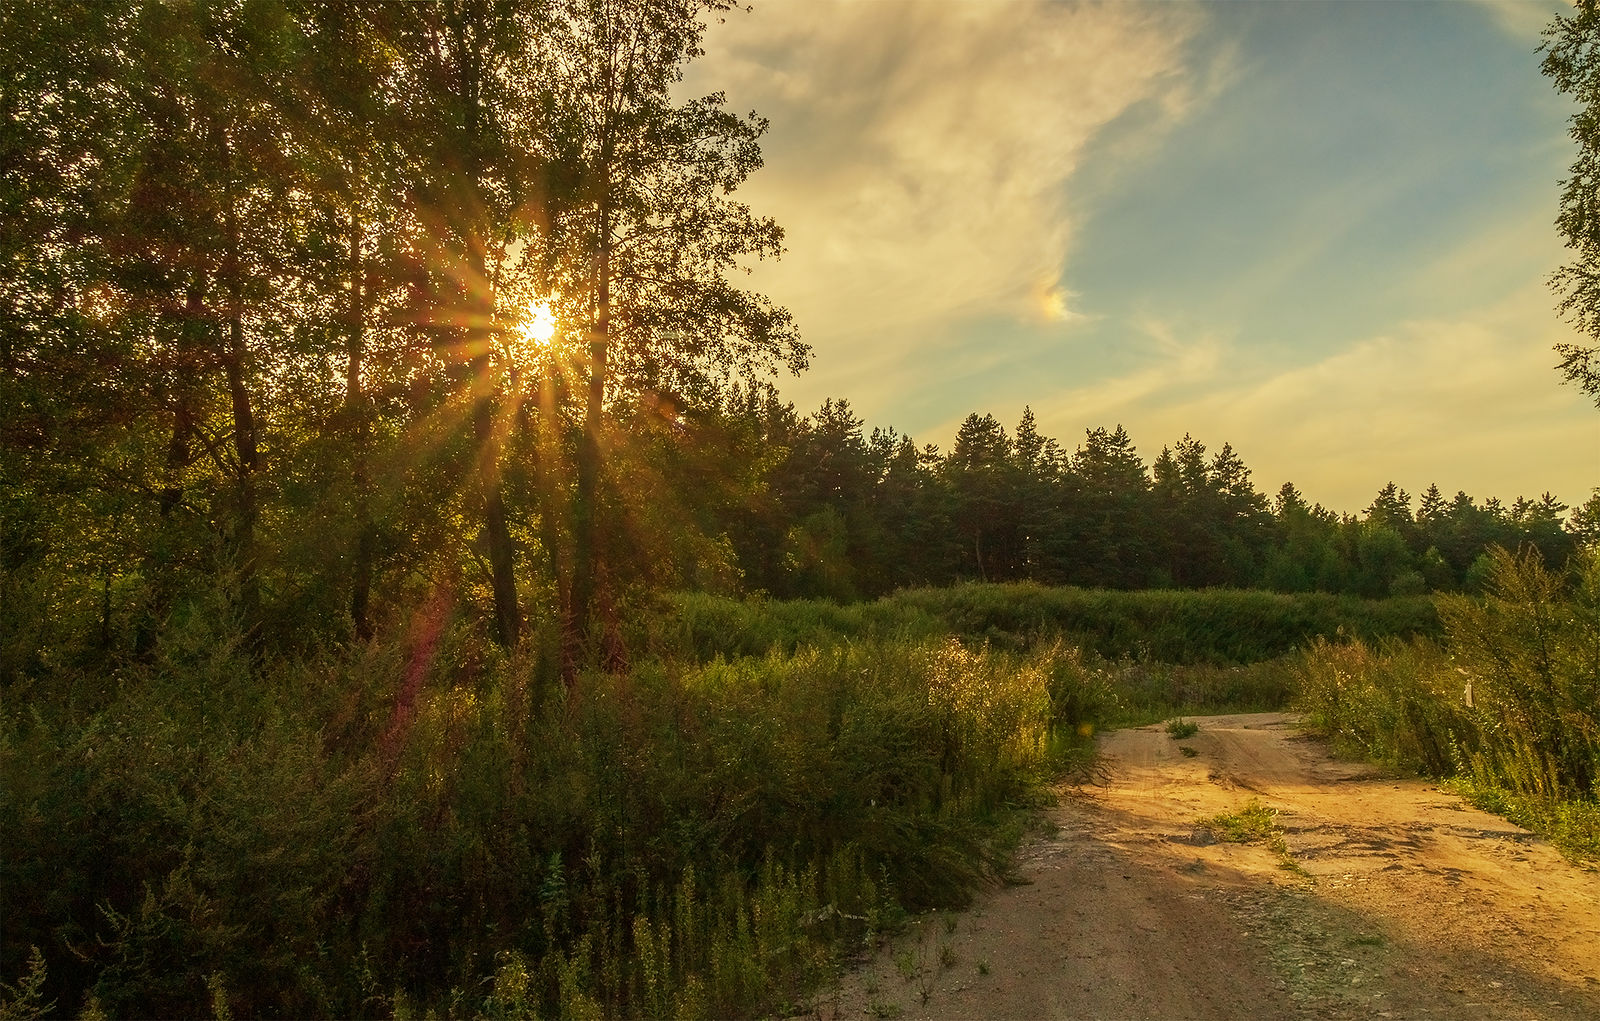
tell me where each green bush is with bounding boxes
[4,577,1446,1016]
[1441,548,1600,804]
[1295,547,1600,861]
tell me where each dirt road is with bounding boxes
[822,713,1600,1020]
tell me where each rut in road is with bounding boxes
[821,713,1600,1021]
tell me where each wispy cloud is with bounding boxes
[1026,317,1229,440]
[1473,0,1562,42]
[1105,281,1597,510]
[688,0,1216,402]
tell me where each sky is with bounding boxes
[679,0,1600,515]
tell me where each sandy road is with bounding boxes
[821,713,1600,1021]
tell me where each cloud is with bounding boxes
[685,0,1214,398]
[1027,317,1227,436]
[1472,0,1563,42]
[1067,281,1598,511]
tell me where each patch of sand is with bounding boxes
[819,713,1600,1020]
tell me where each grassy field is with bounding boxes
[0,585,1458,1018]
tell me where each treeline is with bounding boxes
[661,396,1595,603]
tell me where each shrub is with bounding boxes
[1294,547,1600,861]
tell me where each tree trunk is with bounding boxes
[466,267,518,647]
[478,400,520,647]
[157,286,199,519]
[345,207,375,641]
[570,229,608,674]
[137,278,203,656]
[221,158,260,640]
[453,6,519,648]
[571,51,616,675]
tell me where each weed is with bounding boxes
[894,949,917,984]
[977,959,990,976]
[6,578,1448,1017]
[1166,718,1200,739]
[939,944,958,971]
[868,1000,903,1019]
[1199,799,1307,876]
[1200,799,1278,843]
[0,946,52,1021]
[1,631,1057,1018]
[645,586,1440,666]
[1179,746,1199,758]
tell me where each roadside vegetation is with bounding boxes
[1166,719,1201,740]
[1296,548,1600,863]
[2,587,1435,1019]
[7,549,1594,1017]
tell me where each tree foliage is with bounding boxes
[1543,0,1600,406]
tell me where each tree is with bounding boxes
[1069,425,1151,587]
[1208,442,1272,584]
[1011,407,1068,581]
[944,413,1017,582]
[0,1,154,670]
[536,0,805,666]
[1159,435,1222,586]
[376,0,570,649]
[1542,0,1600,406]
[1570,489,1600,548]
[867,428,957,591]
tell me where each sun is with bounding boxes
[521,300,558,346]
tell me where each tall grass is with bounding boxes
[2,582,1444,1016]
[640,584,1439,665]
[1296,548,1600,861]
[2,617,1088,1018]
[892,584,1439,662]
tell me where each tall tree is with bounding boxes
[1543,0,1600,406]
[1570,489,1600,548]
[1070,425,1151,587]
[372,0,564,648]
[1011,407,1067,581]
[944,413,1017,582]
[538,0,804,666]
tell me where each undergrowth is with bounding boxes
[1165,719,1200,740]
[1,627,1094,1018]
[1199,799,1304,874]
[0,583,1448,1016]
[1199,799,1280,843]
